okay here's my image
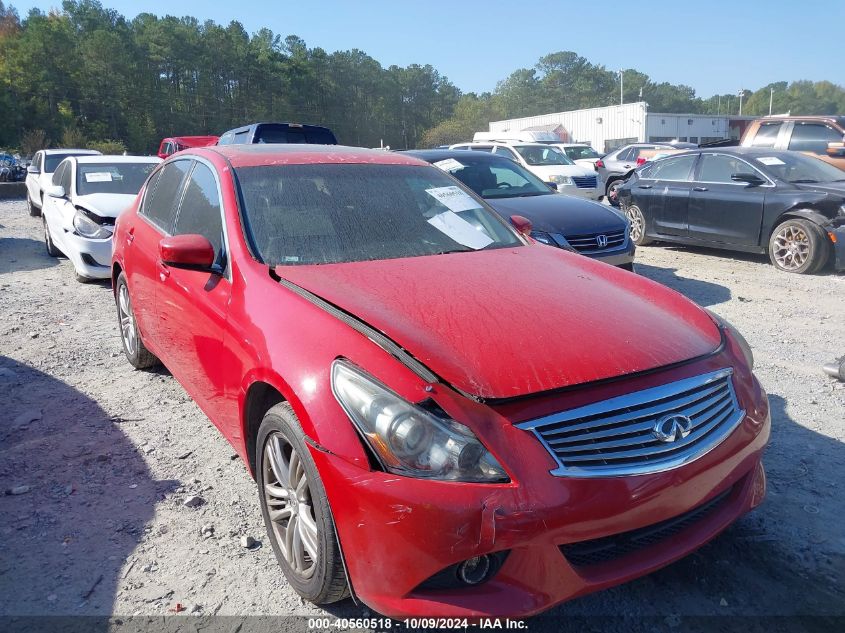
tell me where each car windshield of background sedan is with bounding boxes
[76,162,158,196]
[434,156,552,199]
[236,163,522,266]
[513,145,573,166]
[564,146,601,160]
[751,152,845,184]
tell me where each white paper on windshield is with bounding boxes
[84,172,113,182]
[433,158,464,173]
[427,211,494,250]
[426,186,481,212]
[758,157,785,166]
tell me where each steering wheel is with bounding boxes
[496,182,513,189]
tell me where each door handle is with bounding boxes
[693,186,708,192]
[623,164,632,169]
[158,262,170,282]
[126,227,135,244]
[638,184,653,189]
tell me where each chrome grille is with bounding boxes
[572,175,598,189]
[516,369,744,477]
[565,229,627,252]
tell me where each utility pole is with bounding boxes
[619,69,624,106]
[769,88,774,115]
[738,89,745,115]
[717,95,721,115]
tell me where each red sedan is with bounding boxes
[111,144,770,618]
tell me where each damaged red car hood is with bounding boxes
[276,246,722,399]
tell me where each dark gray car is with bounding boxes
[408,149,635,269]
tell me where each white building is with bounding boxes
[488,102,756,154]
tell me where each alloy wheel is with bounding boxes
[118,284,137,356]
[627,206,645,243]
[772,225,810,271]
[263,432,319,579]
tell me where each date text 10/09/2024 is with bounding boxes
[307,618,530,630]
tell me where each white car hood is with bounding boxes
[574,158,600,169]
[528,164,596,179]
[74,193,136,219]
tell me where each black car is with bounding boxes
[617,148,845,274]
[408,149,635,269]
[217,122,337,145]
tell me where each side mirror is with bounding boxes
[509,214,533,237]
[27,165,40,174]
[545,181,559,191]
[159,234,216,272]
[826,142,845,158]
[731,172,766,186]
[46,185,65,198]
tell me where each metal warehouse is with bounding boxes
[488,102,757,153]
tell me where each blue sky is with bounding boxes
[9,0,844,97]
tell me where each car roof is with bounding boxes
[73,155,162,164]
[42,149,101,155]
[194,144,428,168]
[406,149,514,163]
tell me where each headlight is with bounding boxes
[548,175,573,186]
[331,360,508,482]
[73,210,112,239]
[707,310,754,370]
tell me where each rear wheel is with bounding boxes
[28,193,41,217]
[606,179,623,207]
[256,403,349,605]
[43,214,61,257]
[626,204,652,246]
[115,272,159,369]
[768,218,829,274]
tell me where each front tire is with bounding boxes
[626,204,652,246]
[256,403,349,605]
[768,218,829,274]
[43,215,61,257]
[115,272,160,368]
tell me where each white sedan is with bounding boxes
[41,155,161,281]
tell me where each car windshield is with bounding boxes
[431,155,551,199]
[564,146,601,160]
[513,145,573,166]
[44,153,79,172]
[76,162,158,196]
[236,163,522,266]
[752,153,845,183]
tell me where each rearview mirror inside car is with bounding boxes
[731,173,766,186]
[159,234,216,272]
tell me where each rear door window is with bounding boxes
[750,122,782,148]
[649,154,697,181]
[172,162,225,265]
[140,160,191,232]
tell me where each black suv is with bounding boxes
[217,122,337,145]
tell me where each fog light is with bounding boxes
[457,556,492,585]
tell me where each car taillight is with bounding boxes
[595,159,604,169]
[636,157,646,166]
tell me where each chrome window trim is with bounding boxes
[517,368,745,478]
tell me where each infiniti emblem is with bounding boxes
[596,234,609,248]
[652,414,693,443]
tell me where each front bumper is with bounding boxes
[582,239,636,268]
[313,367,770,618]
[62,232,112,279]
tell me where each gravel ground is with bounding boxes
[1,198,843,630]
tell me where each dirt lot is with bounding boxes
[1,198,843,630]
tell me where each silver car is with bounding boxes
[597,143,681,206]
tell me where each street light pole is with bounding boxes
[769,88,774,115]
[738,89,745,116]
[619,69,624,106]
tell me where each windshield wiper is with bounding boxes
[790,179,820,183]
[516,191,549,197]
[433,248,474,255]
